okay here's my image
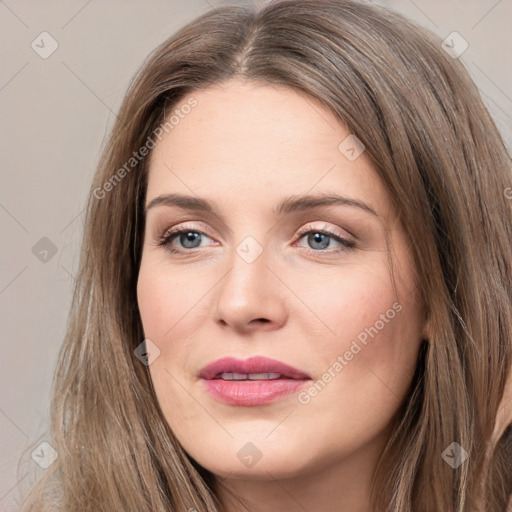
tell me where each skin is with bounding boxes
[136,79,427,512]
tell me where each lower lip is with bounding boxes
[201,378,310,406]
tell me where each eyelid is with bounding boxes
[294,223,354,243]
[158,222,215,245]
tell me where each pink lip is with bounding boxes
[199,356,311,380]
[199,356,311,406]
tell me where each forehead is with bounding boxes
[146,80,392,219]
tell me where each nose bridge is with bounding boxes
[214,231,286,328]
[223,233,271,297]
[235,234,266,267]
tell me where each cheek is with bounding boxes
[136,263,198,411]
[137,268,172,340]
[295,261,400,343]
[136,260,205,341]
[136,259,215,395]
[294,261,422,406]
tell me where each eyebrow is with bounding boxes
[144,192,378,218]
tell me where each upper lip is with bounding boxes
[199,356,311,380]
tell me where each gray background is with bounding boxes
[1,0,511,510]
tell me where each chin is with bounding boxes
[189,440,314,481]
[203,458,306,481]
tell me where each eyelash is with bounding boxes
[156,223,356,256]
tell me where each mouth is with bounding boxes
[199,355,311,381]
[212,372,284,380]
[199,356,311,406]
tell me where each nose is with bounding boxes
[214,242,287,334]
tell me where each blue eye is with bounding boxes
[296,229,356,253]
[158,227,213,254]
[157,225,356,255]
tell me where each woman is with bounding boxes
[20,0,512,510]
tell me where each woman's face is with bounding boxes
[137,80,426,481]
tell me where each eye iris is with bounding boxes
[180,231,201,249]
[309,232,330,250]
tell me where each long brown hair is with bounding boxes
[19,0,512,510]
